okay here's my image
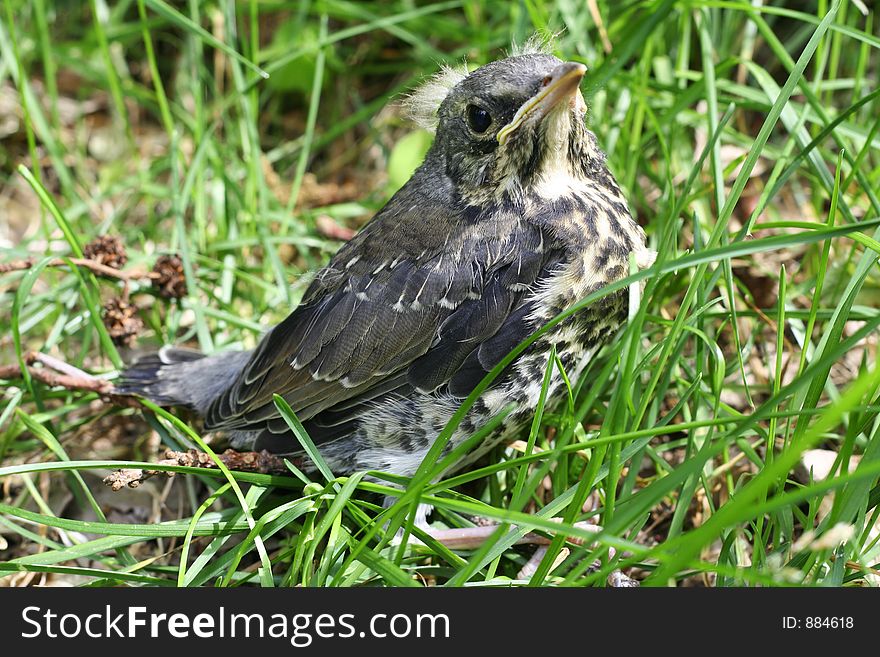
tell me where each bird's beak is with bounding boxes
[497,61,587,145]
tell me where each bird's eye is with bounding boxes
[466,104,492,133]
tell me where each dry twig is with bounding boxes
[0,351,138,406]
[0,256,156,282]
[103,448,294,490]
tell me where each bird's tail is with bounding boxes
[115,346,250,414]
[115,346,207,406]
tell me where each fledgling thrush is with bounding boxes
[117,48,655,480]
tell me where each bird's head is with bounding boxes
[407,52,604,207]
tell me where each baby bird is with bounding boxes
[118,48,653,480]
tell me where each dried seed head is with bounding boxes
[103,297,144,347]
[83,235,128,269]
[151,254,188,299]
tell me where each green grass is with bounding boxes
[1,0,880,587]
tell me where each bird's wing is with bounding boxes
[203,215,565,442]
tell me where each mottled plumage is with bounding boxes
[118,49,654,478]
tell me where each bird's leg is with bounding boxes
[518,545,576,579]
[416,520,639,587]
[421,519,602,550]
[384,496,435,544]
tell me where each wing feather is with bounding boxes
[203,210,567,448]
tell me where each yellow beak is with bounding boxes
[497,62,587,145]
